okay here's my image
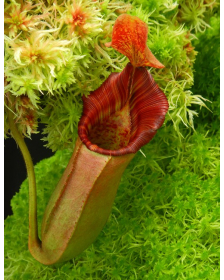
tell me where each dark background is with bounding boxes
[4,124,54,220]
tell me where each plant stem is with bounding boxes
[7,107,41,249]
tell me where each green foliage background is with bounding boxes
[4,0,220,279]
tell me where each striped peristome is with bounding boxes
[78,63,169,156]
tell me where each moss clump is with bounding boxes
[192,15,220,134]
[5,135,219,279]
[5,0,217,149]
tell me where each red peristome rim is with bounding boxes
[76,136,137,156]
[78,63,169,156]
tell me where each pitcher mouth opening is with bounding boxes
[78,99,137,156]
[78,63,169,156]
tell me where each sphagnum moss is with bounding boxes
[5,144,219,279]
[4,0,216,149]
